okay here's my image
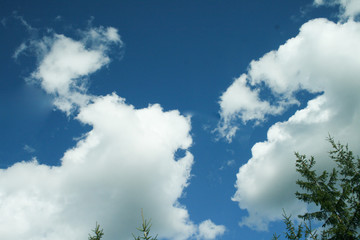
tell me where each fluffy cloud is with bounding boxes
[197,220,226,240]
[26,26,122,114]
[1,27,225,240]
[219,18,360,230]
[314,0,360,19]
[0,97,195,240]
[218,74,286,142]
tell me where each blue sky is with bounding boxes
[1,1,360,239]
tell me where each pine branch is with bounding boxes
[88,222,104,240]
[133,209,158,240]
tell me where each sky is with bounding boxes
[0,0,360,239]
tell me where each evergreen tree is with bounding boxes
[88,222,104,240]
[132,209,158,240]
[274,137,360,239]
[88,210,157,240]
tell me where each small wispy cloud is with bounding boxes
[13,42,28,59]
[23,144,35,153]
[219,159,235,170]
[54,16,62,21]
[197,220,226,240]
[13,11,36,33]
[1,17,7,27]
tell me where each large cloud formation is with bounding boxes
[1,26,225,240]
[218,16,360,230]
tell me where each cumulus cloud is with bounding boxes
[314,0,360,20]
[197,220,226,240]
[0,98,196,240]
[1,26,225,240]
[219,18,360,230]
[218,74,287,141]
[28,26,122,114]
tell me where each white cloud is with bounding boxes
[12,24,123,114]
[34,35,108,95]
[104,27,122,43]
[197,220,226,240]
[29,27,122,114]
[0,98,196,240]
[314,0,360,20]
[219,18,360,230]
[84,26,123,49]
[218,74,287,141]
[1,27,225,240]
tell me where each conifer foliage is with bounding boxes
[132,209,158,240]
[88,210,157,240]
[88,222,104,240]
[274,137,360,239]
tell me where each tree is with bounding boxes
[132,209,158,240]
[274,137,360,239]
[88,210,157,240]
[272,210,319,240]
[88,222,104,240]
